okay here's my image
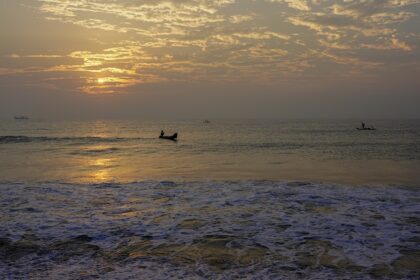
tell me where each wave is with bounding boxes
[0,135,146,144]
[0,180,418,279]
[70,147,121,155]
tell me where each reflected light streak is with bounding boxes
[92,169,111,181]
[89,158,114,182]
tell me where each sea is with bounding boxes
[0,119,419,279]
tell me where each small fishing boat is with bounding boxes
[14,116,29,120]
[159,133,178,141]
[356,127,376,130]
[357,122,376,131]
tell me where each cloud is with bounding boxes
[7,54,65,58]
[288,0,416,55]
[1,0,418,94]
[362,36,413,51]
[267,0,311,11]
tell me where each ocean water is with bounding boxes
[0,119,419,279]
[0,119,419,184]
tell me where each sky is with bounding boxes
[0,0,419,119]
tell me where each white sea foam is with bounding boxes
[0,181,419,279]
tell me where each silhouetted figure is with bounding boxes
[356,122,376,130]
[160,130,164,137]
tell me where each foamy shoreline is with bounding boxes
[1,180,419,279]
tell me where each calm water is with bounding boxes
[0,119,419,185]
[1,119,419,279]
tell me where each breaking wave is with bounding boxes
[0,135,146,144]
[0,180,419,279]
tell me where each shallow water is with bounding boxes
[0,119,419,185]
[0,181,419,279]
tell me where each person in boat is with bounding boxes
[160,130,164,137]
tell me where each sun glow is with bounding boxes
[97,77,119,84]
[97,77,106,84]
[80,76,139,94]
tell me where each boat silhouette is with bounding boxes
[356,127,376,130]
[159,132,178,141]
[14,116,29,120]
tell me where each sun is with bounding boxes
[97,77,117,84]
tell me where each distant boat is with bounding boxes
[203,120,211,123]
[356,127,376,130]
[14,116,29,120]
[357,122,376,131]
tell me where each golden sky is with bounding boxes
[0,0,419,118]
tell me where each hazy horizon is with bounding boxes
[1,0,419,119]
